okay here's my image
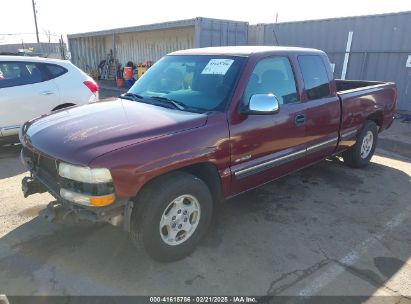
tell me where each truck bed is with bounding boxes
[336,80,397,142]
[336,79,387,92]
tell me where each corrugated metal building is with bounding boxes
[68,17,248,72]
[251,11,411,111]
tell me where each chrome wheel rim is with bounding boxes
[360,131,374,159]
[159,194,201,246]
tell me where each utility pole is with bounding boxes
[60,34,66,59]
[31,0,40,43]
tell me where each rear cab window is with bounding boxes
[298,55,331,100]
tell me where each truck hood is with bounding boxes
[23,99,208,165]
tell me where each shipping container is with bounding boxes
[68,17,248,74]
[252,11,411,111]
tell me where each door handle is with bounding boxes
[40,91,54,95]
[295,114,306,126]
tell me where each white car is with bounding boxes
[0,56,99,144]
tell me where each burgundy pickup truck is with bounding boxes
[20,46,397,261]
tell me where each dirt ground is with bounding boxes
[0,119,411,302]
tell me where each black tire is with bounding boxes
[342,120,378,168]
[130,171,213,262]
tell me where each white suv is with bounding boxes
[0,56,99,144]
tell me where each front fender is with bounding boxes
[90,113,231,199]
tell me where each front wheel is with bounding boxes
[343,120,378,168]
[130,172,213,262]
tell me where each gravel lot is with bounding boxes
[0,118,411,301]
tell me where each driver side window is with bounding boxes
[243,56,298,105]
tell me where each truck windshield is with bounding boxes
[128,55,245,113]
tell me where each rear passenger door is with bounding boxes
[297,55,341,163]
[0,61,60,136]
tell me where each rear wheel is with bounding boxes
[130,172,213,262]
[343,120,378,168]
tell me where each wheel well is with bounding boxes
[366,111,383,130]
[134,163,222,204]
[178,163,221,203]
[52,103,76,111]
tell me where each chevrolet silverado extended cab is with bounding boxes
[20,46,397,261]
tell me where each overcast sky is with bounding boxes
[1,0,411,44]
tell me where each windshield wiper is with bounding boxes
[119,92,145,101]
[148,96,186,111]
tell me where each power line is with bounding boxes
[0,33,62,36]
[0,33,35,35]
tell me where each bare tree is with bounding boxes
[43,29,52,43]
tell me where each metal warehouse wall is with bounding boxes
[195,18,248,47]
[254,11,411,111]
[0,42,64,58]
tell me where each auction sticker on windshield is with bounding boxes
[201,59,234,75]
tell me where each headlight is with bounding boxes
[58,162,112,183]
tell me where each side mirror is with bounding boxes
[243,94,280,115]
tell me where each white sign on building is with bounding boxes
[406,55,411,68]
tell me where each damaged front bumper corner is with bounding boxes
[21,176,134,232]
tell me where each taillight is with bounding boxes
[83,80,99,93]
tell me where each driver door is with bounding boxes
[229,56,308,194]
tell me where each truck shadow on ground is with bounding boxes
[0,157,410,296]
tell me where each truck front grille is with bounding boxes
[22,147,60,197]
